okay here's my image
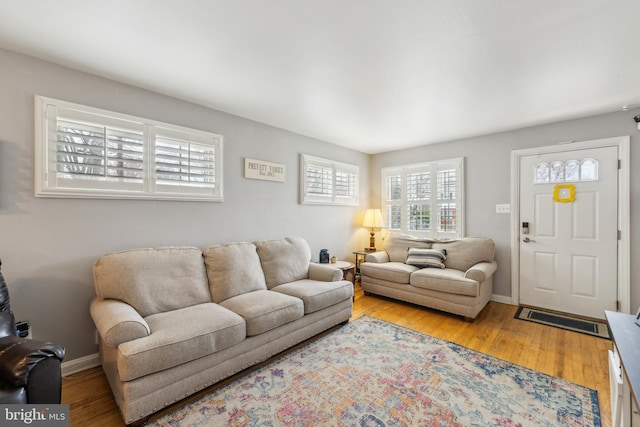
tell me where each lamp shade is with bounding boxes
[363,209,385,229]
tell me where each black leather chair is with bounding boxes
[0,259,65,403]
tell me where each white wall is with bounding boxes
[0,49,371,360]
[371,109,640,308]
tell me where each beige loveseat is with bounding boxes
[360,234,497,320]
[90,237,353,425]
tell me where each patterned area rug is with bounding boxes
[150,316,601,426]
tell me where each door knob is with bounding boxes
[523,237,536,243]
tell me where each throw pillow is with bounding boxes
[405,247,446,269]
[432,237,495,271]
[384,233,434,262]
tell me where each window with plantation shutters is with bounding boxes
[300,154,359,205]
[35,96,223,201]
[154,128,218,194]
[382,158,464,238]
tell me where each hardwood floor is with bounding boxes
[63,282,612,426]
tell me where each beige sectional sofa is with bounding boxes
[360,234,497,320]
[89,237,353,425]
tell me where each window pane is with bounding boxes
[335,170,357,197]
[407,171,429,200]
[408,204,430,231]
[437,169,456,200]
[386,205,402,230]
[306,164,333,195]
[535,163,549,183]
[155,137,216,187]
[386,175,402,201]
[56,119,144,181]
[581,158,598,180]
[56,121,106,177]
[550,161,564,182]
[565,160,579,181]
[438,203,457,233]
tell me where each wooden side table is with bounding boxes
[353,251,369,281]
[330,261,356,284]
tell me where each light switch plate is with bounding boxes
[496,204,510,214]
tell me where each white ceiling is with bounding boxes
[1,1,639,154]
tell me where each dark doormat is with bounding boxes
[514,306,611,339]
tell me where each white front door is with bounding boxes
[519,145,619,319]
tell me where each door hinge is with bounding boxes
[618,159,622,169]
[617,300,621,311]
[618,230,622,240]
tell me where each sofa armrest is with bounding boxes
[464,261,498,283]
[364,251,390,263]
[90,298,150,348]
[308,263,342,282]
[0,336,65,388]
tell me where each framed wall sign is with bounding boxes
[244,158,285,182]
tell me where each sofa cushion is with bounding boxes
[432,237,495,271]
[272,279,354,314]
[203,242,267,303]
[93,247,212,317]
[220,290,304,336]
[405,248,446,269]
[360,261,419,284]
[117,303,246,381]
[255,237,311,289]
[384,233,434,262]
[410,268,480,297]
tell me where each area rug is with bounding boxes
[149,316,601,427]
[515,306,611,339]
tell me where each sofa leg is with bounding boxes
[463,316,474,322]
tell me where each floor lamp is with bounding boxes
[363,209,385,251]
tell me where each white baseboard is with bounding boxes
[491,294,515,305]
[61,352,100,377]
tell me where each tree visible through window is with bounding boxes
[382,158,464,238]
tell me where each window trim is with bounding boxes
[300,154,359,206]
[34,96,224,202]
[382,157,465,238]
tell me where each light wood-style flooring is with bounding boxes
[63,282,612,426]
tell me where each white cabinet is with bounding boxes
[610,345,631,426]
[606,311,640,427]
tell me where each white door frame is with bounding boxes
[510,136,631,313]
